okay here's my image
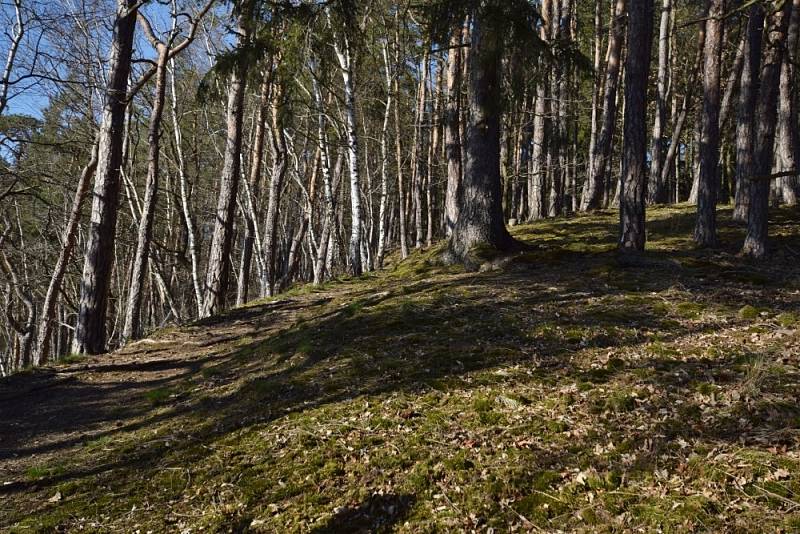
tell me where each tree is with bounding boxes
[122,1,213,342]
[444,23,463,237]
[581,0,625,212]
[202,14,250,318]
[329,5,365,276]
[742,0,793,258]
[648,0,672,205]
[694,0,725,248]
[619,0,654,252]
[72,0,139,354]
[773,0,800,206]
[733,4,764,223]
[444,2,518,267]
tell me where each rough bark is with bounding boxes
[445,5,515,267]
[72,0,138,354]
[202,19,249,318]
[694,0,725,248]
[733,5,765,223]
[743,1,792,258]
[619,0,654,252]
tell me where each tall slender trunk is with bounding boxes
[548,0,564,218]
[648,0,672,204]
[72,0,138,354]
[743,1,793,258]
[33,143,98,364]
[313,84,336,285]
[170,59,202,316]
[262,79,287,297]
[581,0,625,211]
[122,46,168,343]
[411,50,429,248]
[619,0,654,252]
[529,0,552,221]
[733,5,765,223]
[427,67,442,246]
[237,71,271,305]
[694,0,725,248]
[774,0,800,206]
[587,0,603,199]
[393,64,409,259]
[333,33,363,276]
[376,42,392,267]
[444,24,463,237]
[202,19,249,317]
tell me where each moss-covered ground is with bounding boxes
[2,205,800,532]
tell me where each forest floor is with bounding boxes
[2,205,800,533]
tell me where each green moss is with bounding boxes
[144,387,175,406]
[59,353,87,365]
[675,301,704,319]
[777,312,797,327]
[739,305,761,320]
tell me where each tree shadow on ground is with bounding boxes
[310,493,416,533]
[2,206,799,530]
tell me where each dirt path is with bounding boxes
[0,294,334,495]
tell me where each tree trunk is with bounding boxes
[581,0,626,211]
[34,143,98,364]
[376,42,393,267]
[122,46,168,343]
[170,57,203,317]
[743,1,792,258]
[411,50,429,249]
[333,34,363,276]
[733,5,765,223]
[202,19,248,318]
[587,0,604,203]
[774,0,800,206]
[694,0,725,248]
[648,0,672,205]
[619,0,654,252]
[313,85,337,285]
[72,0,138,354]
[237,71,271,305]
[426,66,442,247]
[444,24,463,237]
[445,5,515,267]
[262,79,288,297]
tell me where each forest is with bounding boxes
[1,0,799,531]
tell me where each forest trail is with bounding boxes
[0,293,326,488]
[2,206,800,532]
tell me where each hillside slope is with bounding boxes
[2,206,800,533]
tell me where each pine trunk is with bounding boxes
[445,6,515,267]
[694,0,725,248]
[743,1,793,258]
[619,0,654,252]
[72,0,138,354]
